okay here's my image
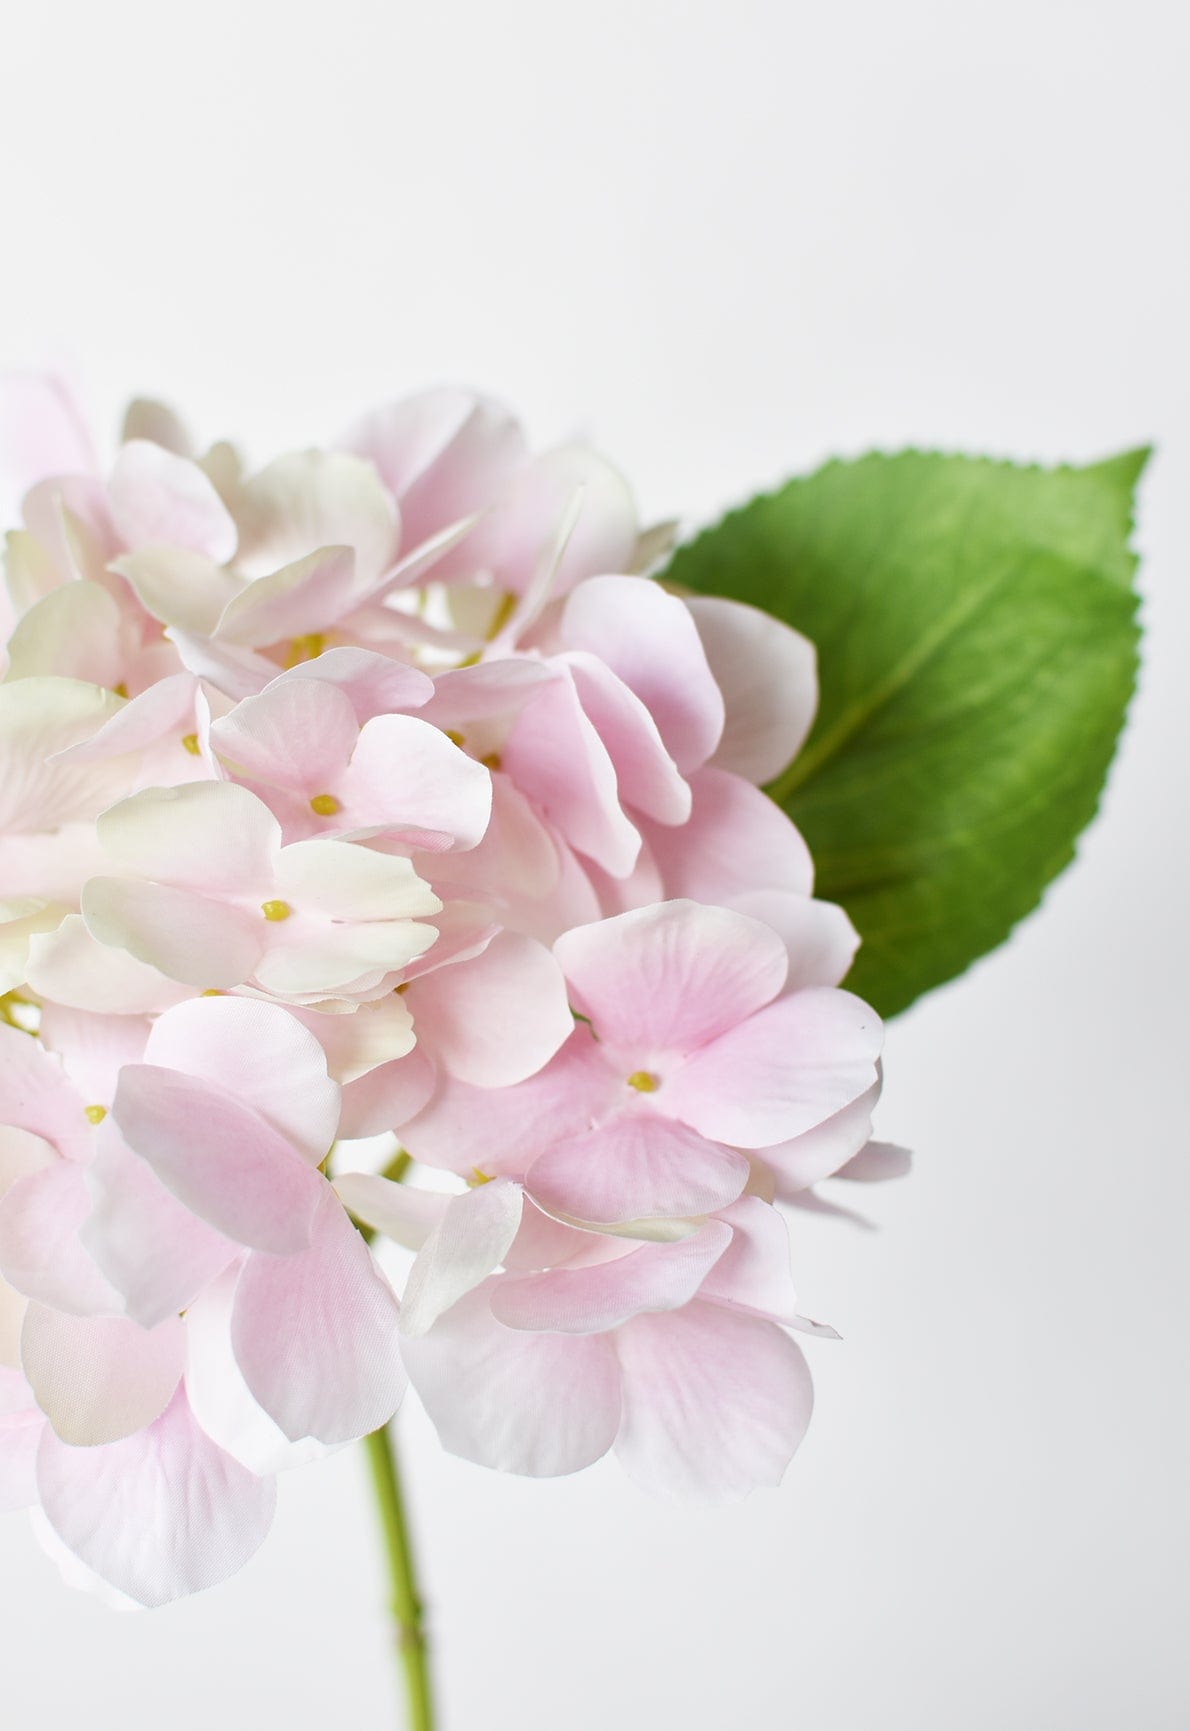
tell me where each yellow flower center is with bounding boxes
[261,899,293,922]
[83,1104,107,1124]
[626,1070,659,1093]
[309,792,340,816]
[181,732,201,755]
[285,632,326,667]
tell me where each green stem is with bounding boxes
[363,1423,434,1731]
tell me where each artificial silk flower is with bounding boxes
[0,374,903,1612]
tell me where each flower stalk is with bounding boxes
[363,1423,434,1731]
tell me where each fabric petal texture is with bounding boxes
[614,1301,815,1503]
[231,1190,405,1444]
[401,1283,622,1477]
[37,1387,276,1607]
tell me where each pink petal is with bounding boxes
[731,891,861,990]
[0,1020,89,1159]
[614,1301,813,1502]
[0,1126,56,1200]
[0,1363,35,1417]
[37,999,146,1092]
[696,1195,801,1322]
[281,646,433,722]
[400,1281,620,1476]
[757,1082,880,1194]
[37,1385,275,1607]
[21,1305,183,1446]
[423,656,552,726]
[400,1026,619,1177]
[554,899,788,1056]
[337,713,492,850]
[415,773,575,942]
[112,1065,325,1253]
[686,595,817,784]
[400,1179,523,1337]
[526,1116,749,1226]
[0,1273,27,1365]
[108,440,237,563]
[231,1190,404,1444]
[502,670,641,878]
[390,898,496,983]
[0,373,95,517]
[338,1046,437,1140]
[467,445,638,597]
[563,576,724,772]
[564,652,691,825]
[342,389,527,550]
[211,675,359,794]
[0,1161,121,1315]
[50,669,200,767]
[168,628,279,702]
[501,1197,600,1272]
[183,1268,334,1475]
[491,1220,731,1334]
[640,766,814,903]
[213,546,358,648]
[359,513,486,605]
[666,986,882,1148]
[143,994,340,1168]
[406,931,572,1087]
[19,473,114,584]
[80,1124,235,1327]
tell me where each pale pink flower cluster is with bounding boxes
[0,378,903,1607]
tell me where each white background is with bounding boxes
[1,2,1187,1726]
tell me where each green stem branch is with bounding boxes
[363,1423,434,1731]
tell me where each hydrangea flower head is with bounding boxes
[0,377,903,1605]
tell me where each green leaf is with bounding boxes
[659,449,1147,1018]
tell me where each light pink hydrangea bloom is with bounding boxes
[0,375,905,1606]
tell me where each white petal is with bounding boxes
[400,1179,523,1337]
[95,780,280,894]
